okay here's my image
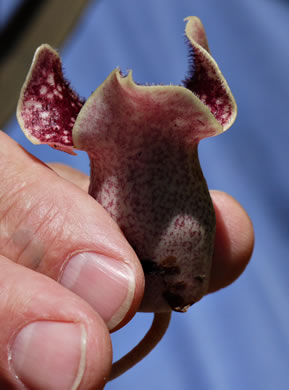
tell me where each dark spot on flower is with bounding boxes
[163,291,186,311]
[194,274,206,282]
[141,257,180,276]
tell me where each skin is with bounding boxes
[0,130,253,388]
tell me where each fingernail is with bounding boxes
[60,253,135,329]
[11,321,86,390]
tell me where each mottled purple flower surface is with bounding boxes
[17,17,236,314]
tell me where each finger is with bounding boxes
[209,190,254,293]
[0,254,111,390]
[0,131,144,331]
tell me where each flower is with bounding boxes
[17,16,236,313]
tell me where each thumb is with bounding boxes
[0,254,111,389]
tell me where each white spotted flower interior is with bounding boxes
[17,16,237,313]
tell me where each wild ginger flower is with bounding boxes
[17,16,236,315]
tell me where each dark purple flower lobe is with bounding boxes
[17,44,84,154]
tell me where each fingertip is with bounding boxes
[208,190,254,293]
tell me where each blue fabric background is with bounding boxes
[3,0,289,389]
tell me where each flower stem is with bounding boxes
[109,311,172,380]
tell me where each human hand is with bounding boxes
[0,131,253,389]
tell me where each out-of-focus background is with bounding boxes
[1,0,289,389]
